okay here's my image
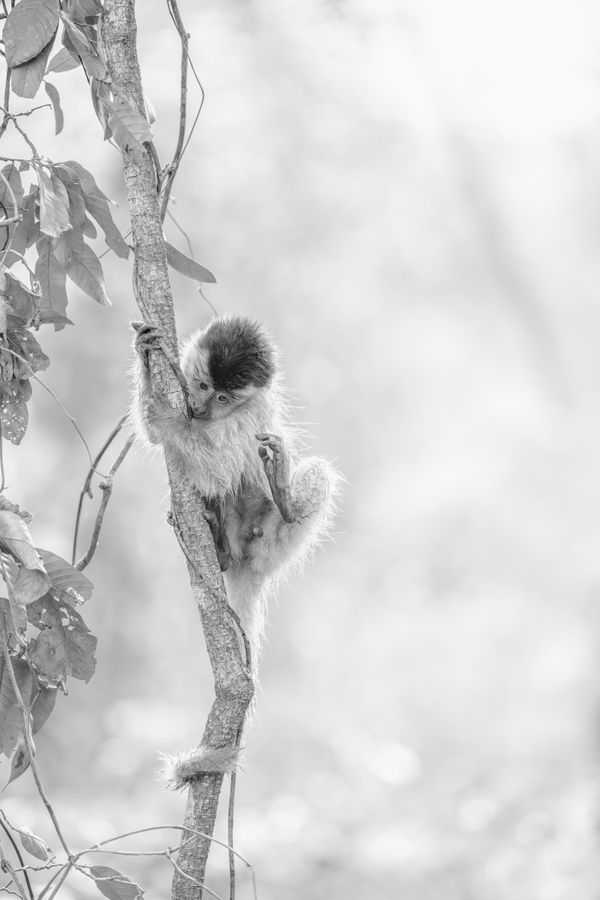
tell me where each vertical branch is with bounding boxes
[100,4,253,899]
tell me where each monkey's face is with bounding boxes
[181,317,276,423]
[187,375,260,422]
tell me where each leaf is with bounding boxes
[83,216,97,239]
[35,167,71,237]
[106,98,152,163]
[18,826,50,860]
[0,163,24,214]
[35,235,68,324]
[3,0,59,67]
[0,656,33,755]
[61,230,110,305]
[63,0,102,21]
[0,505,50,605]
[89,866,144,900]
[165,242,216,284]
[8,327,50,375]
[3,272,40,326]
[44,81,64,134]
[37,548,93,605]
[46,46,79,74]
[60,15,107,80]
[58,162,129,259]
[0,165,24,265]
[11,33,55,100]
[31,685,57,733]
[27,594,97,684]
[53,165,85,228]
[0,381,28,444]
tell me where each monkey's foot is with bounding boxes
[132,321,162,365]
[203,507,232,571]
[256,433,297,523]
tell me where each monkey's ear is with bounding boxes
[157,745,242,789]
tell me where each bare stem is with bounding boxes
[71,414,130,566]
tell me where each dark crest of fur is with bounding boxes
[204,316,276,391]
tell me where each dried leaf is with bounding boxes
[44,81,64,134]
[38,548,93,605]
[165,241,216,284]
[3,0,59,67]
[27,594,97,684]
[0,381,28,444]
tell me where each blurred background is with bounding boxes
[2,0,600,897]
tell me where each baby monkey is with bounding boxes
[133,315,338,661]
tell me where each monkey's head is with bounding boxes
[181,316,277,422]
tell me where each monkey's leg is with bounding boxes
[203,504,232,571]
[256,433,297,523]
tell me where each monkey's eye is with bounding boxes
[216,394,229,404]
[199,382,208,391]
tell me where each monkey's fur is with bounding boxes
[132,315,339,788]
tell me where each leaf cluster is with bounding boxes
[0,497,96,786]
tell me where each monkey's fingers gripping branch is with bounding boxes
[132,320,192,419]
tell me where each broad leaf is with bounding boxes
[58,161,129,258]
[46,46,79,74]
[11,34,55,99]
[44,81,64,134]
[90,866,144,900]
[28,594,97,684]
[8,328,50,375]
[18,826,50,861]
[38,548,93,605]
[0,164,24,215]
[61,230,109,305]
[35,167,71,237]
[61,15,107,80]
[0,503,49,605]
[3,0,59,67]
[53,166,85,228]
[35,235,68,324]
[0,656,33,755]
[165,242,216,284]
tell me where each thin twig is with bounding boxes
[75,433,134,571]
[0,67,11,142]
[159,0,190,222]
[0,841,27,900]
[0,814,34,900]
[72,414,129,565]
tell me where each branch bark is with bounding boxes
[100,4,253,898]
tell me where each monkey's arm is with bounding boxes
[132,322,194,450]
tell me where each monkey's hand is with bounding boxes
[132,321,161,369]
[257,433,297,523]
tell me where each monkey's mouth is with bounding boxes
[191,411,211,421]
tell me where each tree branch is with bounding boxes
[100,4,253,899]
